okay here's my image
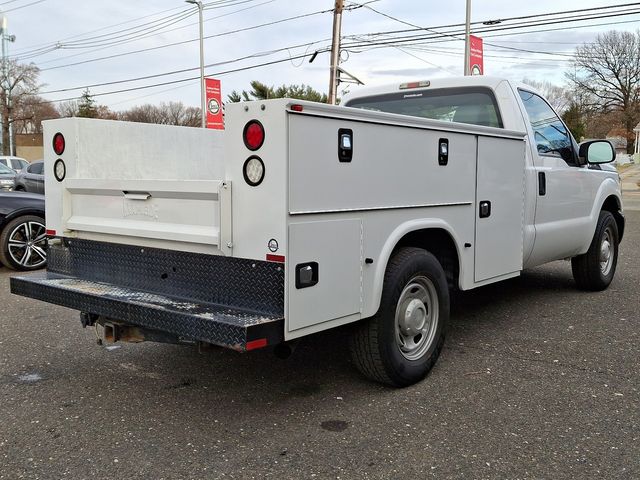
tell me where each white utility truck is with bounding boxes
[11,76,624,387]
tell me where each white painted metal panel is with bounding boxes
[224,101,288,262]
[43,118,225,252]
[288,114,477,214]
[287,219,362,332]
[475,136,525,282]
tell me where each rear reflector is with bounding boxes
[246,338,268,351]
[290,104,304,112]
[46,229,56,236]
[266,254,285,263]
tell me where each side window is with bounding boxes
[26,163,34,173]
[34,163,44,174]
[0,159,6,166]
[518,89,576,165]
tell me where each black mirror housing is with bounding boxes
[578,140,616,164]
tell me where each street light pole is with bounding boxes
[464,0,471,76]
[1,14,15,154]
[186,0,206,128]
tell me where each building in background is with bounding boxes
[16,133,42,161]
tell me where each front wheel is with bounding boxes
[350,247,449,387]
[571,210,619,291]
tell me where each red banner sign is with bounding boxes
[469,35,484,75]
[205,78,224,130]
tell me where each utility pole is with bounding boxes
[328,0,343,105]
[464,0,471,75]
[186,0,205,128]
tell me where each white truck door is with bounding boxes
[516,89,600,265]
[475,136,525,282]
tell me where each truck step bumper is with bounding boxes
[11,272,283,352]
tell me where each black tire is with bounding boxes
[0,215,47,271]
[13,186,24,191]
[571,210,618,291]
[349,247,449,387]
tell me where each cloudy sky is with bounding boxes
[5,0,640,111]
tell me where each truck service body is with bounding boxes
[11,76,624,386]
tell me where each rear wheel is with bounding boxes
[571,210,618,291]
[0,215,47,271]
[350,247,449,387]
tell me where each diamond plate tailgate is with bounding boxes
[10,239,285,351]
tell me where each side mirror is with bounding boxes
[578,140,616,164]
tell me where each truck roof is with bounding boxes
[342,76,518,104]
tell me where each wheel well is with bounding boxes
[2,209,45,231]
[601,195,624,242]
[394,228,460,289]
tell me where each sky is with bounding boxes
[4,0,640,112]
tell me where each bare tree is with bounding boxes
[58,100,79,118]
[566,30,640,152]
[0,60,40,154]
[13,95,59,134]
[119,101,200,127]
[521,78,570,113]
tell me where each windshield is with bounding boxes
[0,162,14,174]
[345,87,503,128]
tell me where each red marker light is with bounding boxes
[246,338,268,351]
[243,120,265,151]
[266,254,285,263]
[290,104,304,112]
[46,229,56,236]
[53,132,65,155]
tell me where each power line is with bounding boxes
[4,0,45,13]
[10,4,188,55]
[38,39,330,95]
[341,8,640,56]
[37,8,332,72]
[25,2,640,109]
[12,0,272,61]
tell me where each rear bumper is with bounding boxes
[10,239,285,351]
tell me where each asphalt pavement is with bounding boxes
[0,213,638,479]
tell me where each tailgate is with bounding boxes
[43,118,231,253]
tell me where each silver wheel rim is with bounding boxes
[599,227,614,276]
[8,220,47,268]
[395,275,439,361]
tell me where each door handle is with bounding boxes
[479,200,491,218]
[538,172,546,196]
[123,191,151,200]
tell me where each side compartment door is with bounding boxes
[475,136,525,282]
[287,218,362,334]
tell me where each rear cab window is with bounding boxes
[344,87,503,128]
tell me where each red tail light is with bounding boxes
[243,120,265,151]
[53,132,65,155]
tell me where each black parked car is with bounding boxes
[0,191,46,271]
[15,160,45,194]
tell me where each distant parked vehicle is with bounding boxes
[0,162,16,191]
[0,156,29,173]
[15,160,44,194]
[0,191,46,271]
